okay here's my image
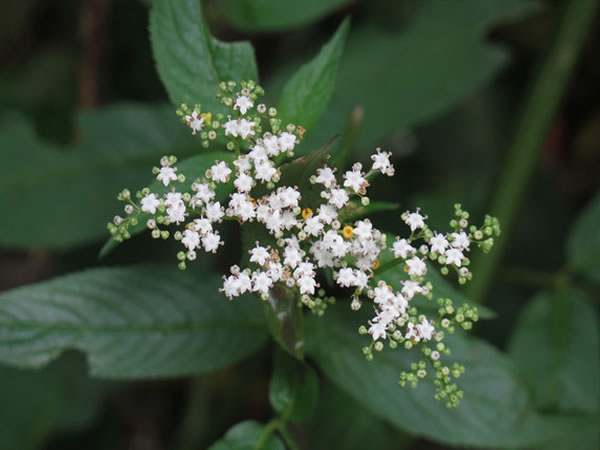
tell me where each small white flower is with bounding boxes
[371,148,393,175]
[181,229,200,250]
[336,267,356,287]
[205,202,224,222]
[445,248,464,266]
[249,244,270,266]
[192,182,215,205]
[279,187,301,208]
[252,271,273,294]
[157,166,177,186]
[315,166,337,188]
[392,238,415,259]
[406,256,427,277]
[401,280,423,300]
[210,161,232,183]
[202,231,222,252]
[238,118,255,139]
[405,322,420,342]
[278,132,296,151]
[263,136,280,157]
[304,216,324,237]
[184,111,204,134]
[297,275,316,295]
[328,188,349,209]
[254,160,277,183]
[429,233,449,254]
[234,173,254,193]
[140,193,161,214]
[234,95,253,115]
[224,120,240,137]
[165,192,186,224]
[451,231,470,250]
[417,318,435,341]
[343,170,367,194]
[405,211,425,232]
[369,321,388,340]
[233,155,252,173]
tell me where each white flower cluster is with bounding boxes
[109,80,500,408]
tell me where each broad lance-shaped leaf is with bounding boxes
[273,0,539,155]
[222,0,351,32]
[277,19,349,133]
[508,289,599,414]
[566,191,600,283]
[305,306,593,448]
[0,266,267,378]
[0,104,200,250]
[100,151,235,257]
[207,421,285,450]
[150,0,258,109]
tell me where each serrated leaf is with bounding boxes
[269,348,319,422]
[150,0,258,108]
[566,192,600,282]
[375,235,496,318]
[207,420,285,450]
[278,19,349,133]
[279,0,539,155]
[305,305,592,448]
[100,151,235,257]
[0,104,199,250]
[222,0,351,32]
[0,354,106,450]
[508,289,599,414]
[0,266,267,378]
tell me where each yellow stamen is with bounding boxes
[404,264,409,273]
[372,259,380,270]
[342,225,354,239]
[201,112,212,124]
[302,208,313,219]
[249,197,257,207]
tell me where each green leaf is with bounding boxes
[375,235,496,319]
[150,0,258,108]
[269,348,319,422]
[207,420,285,450]
[566,191,600,282]
[306,381,412,450]
[508,289,599,414]
[100,151,236,257]
[261,289,305,360]
[0,265,267,378]
[339,200,400,222]
[277,19,350,133]
[281,0,539,155]
[222,0,351,32]
[305,305,591,448]
[0,104,200,250]
[0,354,106,450]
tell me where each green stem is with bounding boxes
[466,0,598,303]
[275,422,300,450]
[374,257,403,275]
[255,419,279,450]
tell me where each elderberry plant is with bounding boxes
[107,81,500,408]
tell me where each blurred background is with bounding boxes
[0,0,598,449]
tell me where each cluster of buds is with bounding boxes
[107,81,500,407]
